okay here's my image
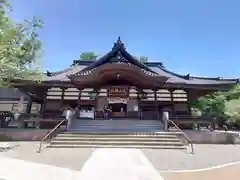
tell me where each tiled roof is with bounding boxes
[149,66,238,85]
[44,65,86,81]
[44,62,238,85]
[43,37,239,85]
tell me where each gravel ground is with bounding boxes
[0,142,93,171]
[143,144,240,171]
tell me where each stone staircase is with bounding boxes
[68,119,164,132]
[48,119,186,150]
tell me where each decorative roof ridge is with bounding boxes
[72,60,95,66]
[155,64,239,82]
[120,48,157,74]
[156,64,191,80]
[144,62,164,67]
[78,37,157,74]
[74,60,165,67]
[44,64,79,76]
[190,76,240,82]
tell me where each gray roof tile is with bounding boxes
[43,37,238,85]
[44,65,86,81]
[149,66,238,85]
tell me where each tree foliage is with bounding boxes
[191,84,240,127]
[79,52,98,60]
[0,0,44,87]
[191,91,226,118]
[139,56,148,63]
[133,56,148,63]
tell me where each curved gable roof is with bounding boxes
[80,37,157,74]
[43,37,239,86]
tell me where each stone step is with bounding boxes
[71,122,162,125]
[71,120,162,123]
[69,120,164,131]
[58,133,181,138]
[70,126,162,129]
[48,144,186,150]
[67,129,163,133]
[54,137,181,142]
[68,126,162,129]
[62,131,182,135]
[51,140,183,146]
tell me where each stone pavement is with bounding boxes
[162,164,240,180]
[0,142,92,170]
[0,156,80,180]
[0,147,164,180]
[80,148,163,180]
[144,144,240,171]
[1,142,240,180]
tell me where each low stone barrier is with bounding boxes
[179,130,240,145]
[0,129,49,141]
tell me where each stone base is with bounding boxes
[0,128,49,141]
[178,130,240,144]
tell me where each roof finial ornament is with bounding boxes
[46,70,52,77]
[112,36,125,50]
[117,36,122,44]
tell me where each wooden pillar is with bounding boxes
[137,88,141,120]
[17,95,25,128]
[185,89,192,116]
[60,88,65,109]
[78,88,83,103]
[26,97,32,113]
[93,88,99,118]
[170,89,175,117]
[154,89,159,120]
[40,88,49,114]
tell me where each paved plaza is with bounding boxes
[0,142,240,180]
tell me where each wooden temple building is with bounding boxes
[4,37,239,128]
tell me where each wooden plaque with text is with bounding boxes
[108,86,129,97]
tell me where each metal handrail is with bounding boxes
[38,119,66,153]
[168,119,195,154]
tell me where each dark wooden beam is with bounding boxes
[153,89,159,120]
[164,83,236,91]
[169,89,175,116]
[26,98,32,113]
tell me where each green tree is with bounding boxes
[225,85,240,127]
[194,92,226,118]
[191,84,240,127]
[79,52,98,60]
[139,56,148,63]
[191,91,227,126]
[226,84,240,101]
[0,0,44,87]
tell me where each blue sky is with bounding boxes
[11,0,240,78]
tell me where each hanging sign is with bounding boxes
[108,86,128,97]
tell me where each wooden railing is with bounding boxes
[168,119,195,154]
[37,119,66,153]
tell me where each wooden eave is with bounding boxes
[68,63,168,88]
[164,82,237,90]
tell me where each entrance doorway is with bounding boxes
[109,103,126,112]
[109,103,127,118]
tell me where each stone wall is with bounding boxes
[0,129,49,141]
[178,130,240,144]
